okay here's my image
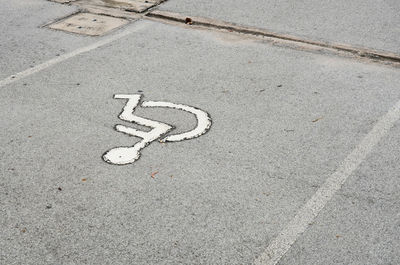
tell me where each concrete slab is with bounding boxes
[74,3,141,19]
[159,0,400,54]
[76,0,162,13]
[49,0,76,3]
[278,121,400,265]
[48,13,129,36]
[1,19,400,264]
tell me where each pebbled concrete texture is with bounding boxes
[1,19,400,264]
[278,121,400,265]
[0,0,104,79]
[159,0,400,54]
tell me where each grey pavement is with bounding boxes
[0,0,100,79]
[1,1,400,265]
[279,121,400,265]
[160,0,400,54]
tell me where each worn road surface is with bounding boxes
[1,1,399,264]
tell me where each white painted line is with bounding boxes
[0,22,148,89]
[255,99,400,265]
[142,100,212,142]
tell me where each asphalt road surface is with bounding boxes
[1,1,399,264]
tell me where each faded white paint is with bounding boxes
[0,22,149,89]
[103,94,212,165]
[254,96,400,265]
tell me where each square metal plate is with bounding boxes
[48,13,129,36]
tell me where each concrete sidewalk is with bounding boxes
[1,1,399,265]
[160,0,400,54]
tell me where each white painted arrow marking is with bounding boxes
[103,94,212,165]
[142,101,212,142]
[103,94,173,165]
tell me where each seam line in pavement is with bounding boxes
[0,22,148,89]
[254,99,400,265]
[146,10,400,66]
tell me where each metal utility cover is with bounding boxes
[48,13,128,36]
[76,0,161,13]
